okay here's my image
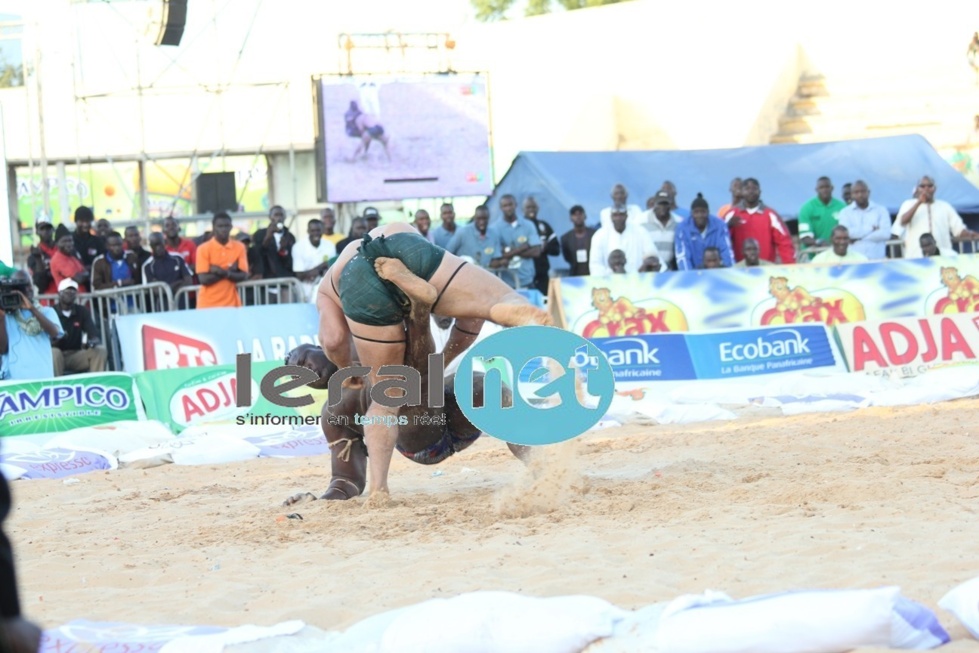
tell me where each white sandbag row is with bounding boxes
[45,580,979,653]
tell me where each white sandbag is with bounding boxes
[326,592,625,653]
[169,434,261,466]
[582,603,667,652]
[224,626,339,653]
[654,586,947,653]
[891,596,949,649]
[159,620,308,653]
[939,575,979,639]
[45,420,175,456]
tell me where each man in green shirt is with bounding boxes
[798,176,847,249]
[0,260,15,278]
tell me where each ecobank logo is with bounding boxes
[455,326,615,446]
[718,329,810,362]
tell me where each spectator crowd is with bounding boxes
[1,171,977,381]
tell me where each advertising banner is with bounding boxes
[591,334,694,381]
[114,304,319,373]
[0,373,143,437]
[684,325,842,379]
[591,325,842,382]
[836,313,979,378]
[135,360,328,433]
[552,255,979,336]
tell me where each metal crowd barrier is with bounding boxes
[38,282,175,372]
[491,268,523,289]
[173,277,307,309]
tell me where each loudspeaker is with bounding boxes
[155,0,187,47]
[195,172,237,215]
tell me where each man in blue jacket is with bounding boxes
[674,194,734,271]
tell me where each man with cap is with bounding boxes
[675,194,734,271]
[598,183,644,231]
[27,218,59,295]
[363,207,381,231]
[659,181,690,220]
[0,270,63,380]
[589,207,662,275]
[643,190,682,270]
[51,278,107,376]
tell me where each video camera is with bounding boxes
[0,278,31,311]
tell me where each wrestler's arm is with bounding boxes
[317,283,353,370]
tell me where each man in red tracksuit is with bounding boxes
[723,177,796,264]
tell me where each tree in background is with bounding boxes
[472,0,629,22]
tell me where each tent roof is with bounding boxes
[492,135,979,220]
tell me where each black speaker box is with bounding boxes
[156,0,187,47]
[195,172,237,214]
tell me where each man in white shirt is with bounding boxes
[292,218,336,302]
[589,208,662,275]
[893,175,979,258]
[642,190,681,269]
[598,183,644,230]
[836,180,892,260]
[810,226,868,264]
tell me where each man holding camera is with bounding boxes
[51,278,107,376]
[0,270,63,381]
[251,205,296,303]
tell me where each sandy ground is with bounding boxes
[9,398,979,650]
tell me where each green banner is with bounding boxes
[0,373,142,437]
[134,361,328,434]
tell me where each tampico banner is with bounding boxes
[114,304,319,373]
[550,255,979,336]
[0,373,143,437]
[835,313,979,378]
[591,324,843,382]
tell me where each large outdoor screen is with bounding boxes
[314,73,493,203]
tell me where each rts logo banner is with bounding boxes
[453,326,615,446]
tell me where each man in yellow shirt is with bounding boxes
[195,212,249,309]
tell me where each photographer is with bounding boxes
[0,270,63,381]
[251,205,296,303]
[51,279,107,376]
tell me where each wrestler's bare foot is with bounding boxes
[490,301,551,327]
[374,257,439,306]
[363,489,393,509]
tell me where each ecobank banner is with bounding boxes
[134,361,328,433]
[0,373,142,437]
[591,324,843,382]
[552,255,979,336]
[114,304,319,372]
[836,313,979,378]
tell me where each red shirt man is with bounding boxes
[49,235,90,293]
[723,178,796,264]
[162,216,197,266]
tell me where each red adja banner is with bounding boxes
[836,313,979,378]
